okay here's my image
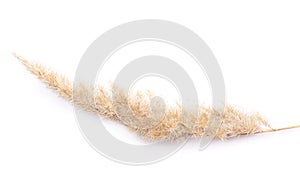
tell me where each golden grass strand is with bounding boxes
[255,124,300,134]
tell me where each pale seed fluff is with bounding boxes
[13,53,300,141]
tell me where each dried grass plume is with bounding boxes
[13,53,300,141]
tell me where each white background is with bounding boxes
[1,0,300,181]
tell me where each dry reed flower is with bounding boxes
[13,53,300,141]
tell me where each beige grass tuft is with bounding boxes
[13,53,300,141]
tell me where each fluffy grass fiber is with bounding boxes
[13,53,300,141]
